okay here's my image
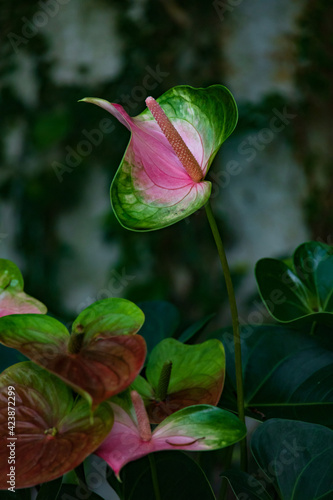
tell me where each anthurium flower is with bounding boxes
[0,259,46,317]
[81,85,238,231]
[0,362,114,489]
[96,391,246,479]
[0,298,146,408]
[132,338,225,423]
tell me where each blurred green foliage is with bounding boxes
[0,0,235,323]
[0,0,331,326]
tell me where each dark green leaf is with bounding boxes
[223,470,273,500]
[177,313,215,343]
[137,301,180,355]
[74,462,86,487]
[118,451,215,500]
[251,419,333,500]
[36,477,63,500]
[255,242,333,325]
[220,325,333,426]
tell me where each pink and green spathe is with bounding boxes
[81,85,238,231]
[95,390,246,478]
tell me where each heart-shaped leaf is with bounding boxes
[0,259,46,317]
[219,324,333,427]
[81,85,238,231]
[255,242,333,324]
[0,362,114,489]
[110,451,216,500]
[251,419,333,500]
[96,401,246,478]
[132,338,225,423]
[0,298,146,407]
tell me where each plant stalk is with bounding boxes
[218,445,234,500]
[204,200,247,471]
[148,454,162,500]
[310,320,317,336]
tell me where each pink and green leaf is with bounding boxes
[0,298,146,408]
[96,402,246,478]
[81,85,238,231]
[132,338,225,422]
[0,259,46,317]
[0,362,114,489]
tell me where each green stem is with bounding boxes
[148,454,162,500]
[218,445,234,500]
[310,320,317,336]
[205,200,247,471]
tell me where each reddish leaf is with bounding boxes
[0,299,146,407]
[0,362,113,489]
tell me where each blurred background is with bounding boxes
[0,0,332,328]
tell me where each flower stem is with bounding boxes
[204,200,247,471]
[218,445,234,500]
[310,320,317,336]
[148,454,162,500]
